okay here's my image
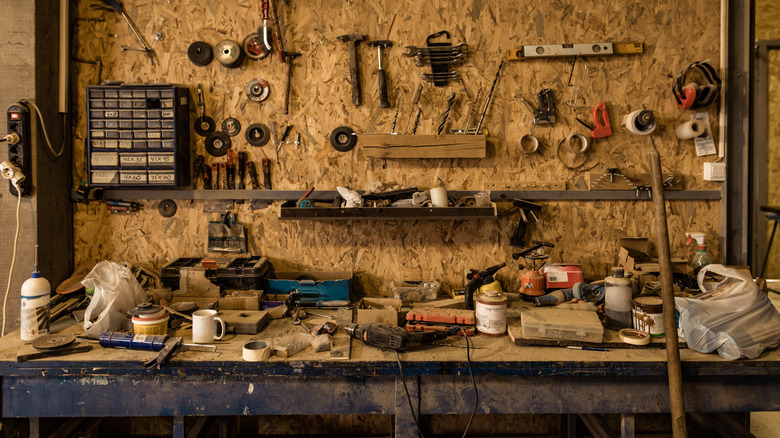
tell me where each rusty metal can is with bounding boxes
[632,296,664,337]
[475,290,507,336]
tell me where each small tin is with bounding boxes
[632,296,664,337]
[475,290,507,337]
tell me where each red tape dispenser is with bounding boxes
[591,102,612,139]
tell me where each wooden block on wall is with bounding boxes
[360,134,487,159]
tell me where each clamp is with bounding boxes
[144,336,182,369]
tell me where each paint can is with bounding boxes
[632,296,664,337]
[129,303,169,335]
[475,290,507,336]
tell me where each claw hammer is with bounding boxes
[337,34,365,107]
[367,40,393,108]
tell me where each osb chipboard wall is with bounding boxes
[71,0,721,294]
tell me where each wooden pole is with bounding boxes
[649,149,687,437]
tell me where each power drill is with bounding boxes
[345,322,461,350]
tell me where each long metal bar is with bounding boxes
[649,149,687,437]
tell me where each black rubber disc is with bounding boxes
[205,131,231,157]
[243,33,270,60]
[245,123,271,147]
[187,41,213,66]
[330,126,357,152]
[194,116,216,137]
[32,334,76,350]
[158,199,177,217]
[221,118,241,137]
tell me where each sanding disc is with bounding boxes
[243,33,270,60]
[245,123,271,147]
[245,79,270,102]
[330,126,357,152]
[194,115,216,137]
[618,328,652,346]
[187,41,213,66]
[205,131,231,157]
[158,199,177,218]
[221,118,242,137]
[32,334,76,350]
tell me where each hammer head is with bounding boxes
[337,34,364,43]
[368,40,392,49]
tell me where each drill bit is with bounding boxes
[404,84,423,134]
[411,108,422,134]
[463,87,482,133]
[475,60,505,135]
[437,93,456,135]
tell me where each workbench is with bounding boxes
[2,308,780,438]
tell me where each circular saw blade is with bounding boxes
[32,334,76,350]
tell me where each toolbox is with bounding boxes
[161,256,273,292]
[86,83,190,188]
[266,271,351,304]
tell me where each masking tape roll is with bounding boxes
[566,133,589,154]
[519,134,540,154]
[618,328,652,346]
[675,120,704,140]
[243,341,271,361]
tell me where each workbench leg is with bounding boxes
[29,418,40,438]
[559,414,577,438]
[395,376,420,438]
[620,413,635,438]
[173,416,184,438]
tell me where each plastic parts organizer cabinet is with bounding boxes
[86,84,190,188]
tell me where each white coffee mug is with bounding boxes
[192,309,226,343]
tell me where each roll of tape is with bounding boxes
[243,341,271,361]
[618,328,652,346]
[624,110,657,135]
[675,120,704,140]
[566,133,589,154]
[519,134,540,154]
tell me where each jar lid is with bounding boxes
[129,302,164,317]
[611,267,625,278]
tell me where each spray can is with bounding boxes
[20,245,51,341]
[686,232,712,272]
[605,267,633,330]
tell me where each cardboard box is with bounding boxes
[357,298,402,326]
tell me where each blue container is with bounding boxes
[266,271,351,304]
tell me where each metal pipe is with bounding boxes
[649,149,688,438]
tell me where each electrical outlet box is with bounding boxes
[7,102,32,197]
[703,162,726,182]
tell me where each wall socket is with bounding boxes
[7,102,32,197]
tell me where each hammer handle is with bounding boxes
[378,70,389,108]
[348,45,362,106]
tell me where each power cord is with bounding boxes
[2,180,23,336]
[19,99,66,159]
[460,330,478,438]
[395,350,425,438]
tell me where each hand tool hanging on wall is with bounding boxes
[454,87,481,135]
[269,0,287,63]
[203,164,213,189]
[237,152,247,190]
[533,89,555,125]
[404,84,423,134]
[505,41,644,61]
[590,102,612,139]
[506,199,542,248]
[474,60,503,135]
[337,34,365,106]
[403,31,468,87]
[437,93,456,135]
[98,0,155,65]
[254,0,273,60]
[283,52,302,114]
[262,158,272,189]
[367,40,393,108]
[194,85,215,137]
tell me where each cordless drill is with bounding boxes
[345,322,461,351]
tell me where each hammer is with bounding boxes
[283,51,302,115]
[367,40,392,108]
[337,34,365,107]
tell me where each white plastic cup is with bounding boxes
[430,187,448,208]
[192,309,226,343]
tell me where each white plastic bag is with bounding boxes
[675,264,780,360]
[81,261,149,335]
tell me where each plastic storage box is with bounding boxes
[266,271,351,304]
[521,308,604,343]
[161,256,273,291]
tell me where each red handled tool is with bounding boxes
[591,102,612,139]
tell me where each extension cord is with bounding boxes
[1,133,19,144]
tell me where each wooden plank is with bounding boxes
[360,134,487,158]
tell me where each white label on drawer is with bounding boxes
[91,139,107,148]
[120,172,147,183]
[161,110,174,118]
[120,154,147,166]
[148,172,175,183]
[104,110,118,118]
[91,152,118,166]
[148,154,174,165]
[91,170,118,184]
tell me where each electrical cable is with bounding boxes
[460,329,478,438]
[2,180,23,337]
[19,99,66,159]
[395,350,425,438]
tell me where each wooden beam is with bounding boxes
[360,134,487,159]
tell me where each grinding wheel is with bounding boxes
[32,334,76,350]
[330,126,357,152]
[214,39,244,68]
[187,41,213,66]
[245,79,270,102]
[194,115,216,137]
[243,33,270,60]
[205,131,231,157]
[221,118,242,137]
[246,123,271,147]
[158,199,177,217]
